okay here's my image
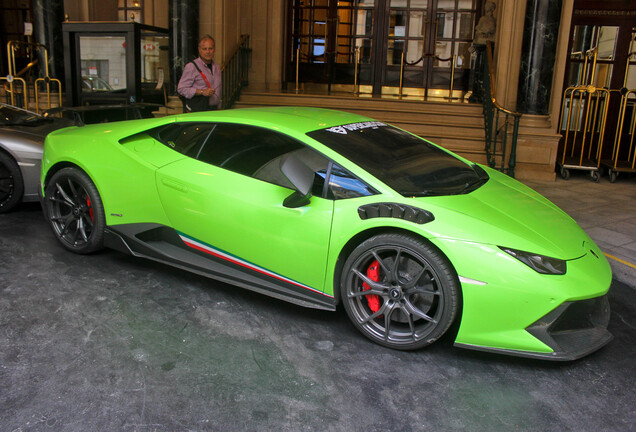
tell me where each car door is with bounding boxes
[155,122,335,297]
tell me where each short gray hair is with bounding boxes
[199,35,215,46]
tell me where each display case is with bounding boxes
[62,21,169,107]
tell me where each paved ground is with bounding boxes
[1,175,635,431]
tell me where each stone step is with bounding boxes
[236,92,483,119]
[235,91,486,158]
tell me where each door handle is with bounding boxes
[161,178,188,192]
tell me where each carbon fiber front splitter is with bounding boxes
[455,295,612,361]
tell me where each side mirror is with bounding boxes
[280,154,314,208]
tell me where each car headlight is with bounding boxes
[500,247,567,275]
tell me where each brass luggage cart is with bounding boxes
[557,84,610,182]
[600,89,636,183]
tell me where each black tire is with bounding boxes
[44,167,105,254]
[340,233,459,350]
[591,170,600,183]
[0,151,24,213]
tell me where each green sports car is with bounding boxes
[40,107,612,360]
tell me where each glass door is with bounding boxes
[287,0,480,97]
[381,0,478,97]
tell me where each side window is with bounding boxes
[190,123,377,200]
[150,122,215,158]
[324,164,378,199]
[196,123,330,193]
[197,123,302,175]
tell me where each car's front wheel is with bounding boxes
[0,151,24,213]
[341,233,459,350]
[45,167,105,254]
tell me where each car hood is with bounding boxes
[415,171,590,260]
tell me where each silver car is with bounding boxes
[0,103,160,212]
[0,104,73,213]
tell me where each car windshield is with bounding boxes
[82,76,113,91]
[0,104,49,126]
[306,122,488,197]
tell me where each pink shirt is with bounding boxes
[177,57,222,108]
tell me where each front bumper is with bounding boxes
[456,295,612,360]
[525,294,612,360]
[434,234,612,360]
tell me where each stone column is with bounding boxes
[516,0,563,115]
[32,0,65,82]
[169,0,199,94]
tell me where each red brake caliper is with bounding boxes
[87,197,94,221]
[363,260,381,313]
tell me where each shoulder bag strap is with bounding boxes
[191,61,212,89]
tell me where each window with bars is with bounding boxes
[433,0,477,69]
[118,0,143,23]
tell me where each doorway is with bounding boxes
[286,0,481,98]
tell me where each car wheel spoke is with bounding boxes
[383,303,397,342]
[402,298,437,323]
[77,217,88,243]
[406,313,416,341]
[402,264,429,290]
[359,302,388,324]
[350,268,388,294]
[81,212,94,228]
[48,196,73,207]
[405,281,440,296]
[67,178,81,202]
[390,248,402,283]
[55,182,75,207]
[371,250,391,276]
[59,213,75,236]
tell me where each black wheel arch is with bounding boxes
[43,161,88,192]
[0,145,18,162]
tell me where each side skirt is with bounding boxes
[104,223,336,311]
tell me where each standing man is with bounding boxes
[178,35,222,112]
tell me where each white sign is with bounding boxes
[24,23,33,36]
[326,122,386,134]
[155,68,164,90]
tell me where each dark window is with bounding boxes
[150,122,215,158]
[318,163,378,200]
[141,122,376,200]
[307,122,488,197]
[196,123,303,177]
[196,123,376,200]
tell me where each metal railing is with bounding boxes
[483,41,521,177]
[221,34,251,110]
[3,41,62,112]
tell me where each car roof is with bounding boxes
[45,107,379,145]
[175,107,373,134]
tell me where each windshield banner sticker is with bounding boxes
[326,121,386,134]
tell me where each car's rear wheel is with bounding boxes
[0,151,24,213]
[341,233,459,350]
[45,167,105,254]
